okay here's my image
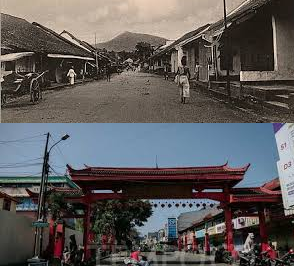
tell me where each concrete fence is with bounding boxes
[0,210,48,266]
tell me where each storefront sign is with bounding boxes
[167,218,177,239]
[207,226,217,235]
[233,217,259,229]
[274,123,294,215]
[216,223,226,234]
[195,229,205,238]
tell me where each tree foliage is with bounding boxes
[92,200,152,243]
[135,42,154,60]
[47,192,69,220]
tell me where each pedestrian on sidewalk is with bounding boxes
[67,66,77,85]
[176,56,191,104]
[194,62,200,81]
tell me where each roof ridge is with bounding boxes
[32,22,93,57]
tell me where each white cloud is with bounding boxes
[1,0,245,42]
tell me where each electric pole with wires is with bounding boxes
[29,132,69,264]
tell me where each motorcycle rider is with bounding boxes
[129,247,150,266]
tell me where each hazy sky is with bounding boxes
[2,0,244,43]
[0,123,280,234]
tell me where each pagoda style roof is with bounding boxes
[26,186,83,199]
[67,163,250,191]
[67,163,249,177]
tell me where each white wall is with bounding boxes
[0,210,48,265]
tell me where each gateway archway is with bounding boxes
[64,163,281,260]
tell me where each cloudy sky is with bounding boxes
[2,0,244,43]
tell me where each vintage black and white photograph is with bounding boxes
[1,0,293,123]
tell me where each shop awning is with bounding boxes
[47,54,95,61]
[86,62,97,68]
[0,52,34,62]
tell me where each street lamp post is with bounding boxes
[223,0,231,102]
[31,133,70,262]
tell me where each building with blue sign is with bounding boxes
[0,175,79,219]
[167,218,177,240]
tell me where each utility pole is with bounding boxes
[33,132,50,259]
[223,0,231,102]
[95,33,99,78]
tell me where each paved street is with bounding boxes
[100,252,226,266]
[2,71,263,123]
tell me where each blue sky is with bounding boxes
[0,123,279,234]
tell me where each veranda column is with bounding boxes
[83,204,91,260]
[258,207,268,252]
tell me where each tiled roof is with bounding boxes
[148,24,210,60]
[209,0,272,32]
[0,175,79,189]
[67,163,250,177]
[0,191,18,202]
[1,13,93,57]
[26,187,83,198]
[178,207,222,232]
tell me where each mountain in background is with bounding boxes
[95,31,167,52]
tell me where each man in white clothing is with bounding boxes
[67,66,77,85]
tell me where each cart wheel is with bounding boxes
[1,93,7,106]
[30,79,40,104]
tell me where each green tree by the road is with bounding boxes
[47,192,69,220]
[135,42,154,61]
[92,200,152,244]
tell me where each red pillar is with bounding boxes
[204,233,210,255]
[224,206,236,256]
[258,208,269,252]
[192,232,198,253]
[178,235,182,251]
[184,234,188,252]
[83,204,91,261]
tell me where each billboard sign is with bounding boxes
[274,123,294,215]
[167,218,177,240]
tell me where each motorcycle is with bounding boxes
[215,246,233,264]
[274,249,294,266]
[240,246,272,266]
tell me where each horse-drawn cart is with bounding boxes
[1,70,49,106]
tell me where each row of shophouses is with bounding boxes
[1,13,113,86]
[177,178,292,254]
[145,0,294,109]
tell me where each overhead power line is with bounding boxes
[0,157,43,167]
[0,163,42,169]
[0,134,46,144]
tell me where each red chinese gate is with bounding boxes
[65,163,281,260]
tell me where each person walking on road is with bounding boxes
[106,63,111,82]
[176,56,191,104]
[67,66,77,85]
